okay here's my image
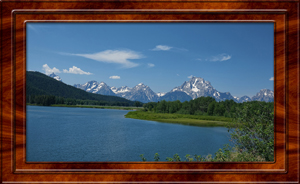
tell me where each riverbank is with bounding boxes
[27,104,141,110]
[125,111,232,127]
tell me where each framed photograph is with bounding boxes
[1,0,299,183]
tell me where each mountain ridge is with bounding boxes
[74,76,274,103]
[27,71,136,105]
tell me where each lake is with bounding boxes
[26,106,231,162]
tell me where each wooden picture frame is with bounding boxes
[1,0,299,183]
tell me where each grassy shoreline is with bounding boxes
[125,111,232,127]
[27,104,140,110]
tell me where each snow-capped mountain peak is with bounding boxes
[238,96,252,103]
[171,77,236,101]
[49,73,62,82]
[74,80,116,96]
[111,83,158,103]
[172,77,220,99]
[251,89,274,102]
[74,77,274,103]
[234,96,240,101]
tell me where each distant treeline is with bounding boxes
[26,95,139,107]
[143,96,274,117]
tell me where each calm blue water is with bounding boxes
[26,106,230,162]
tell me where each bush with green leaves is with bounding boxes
[140,154,146,161]
[228,102,274,161]
[154,153,160,161]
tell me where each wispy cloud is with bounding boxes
[42,64,61,75]
[63,66,92,75]
[109,76,121,79]
[177,74,180,76]
[208,53,231,62]
[147,63,155,68]
[269,77,274,81]
[151,45,188,52]
[188,75,194,78]
[68,50,143,68]
[151,45,172,51]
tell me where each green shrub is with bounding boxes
[228,103,274,161]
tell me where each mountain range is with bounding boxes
[70,75,274,103]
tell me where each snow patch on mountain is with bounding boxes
[111,86,132,94]
[251,89,274,102]
[157,92,166,97]
[74,81,116,96]
[49,73,62,82]
[171,77,234,101]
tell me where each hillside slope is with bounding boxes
[26,71,135,105]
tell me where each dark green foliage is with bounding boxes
[143,102,157,111]
[26,71,137,106]
[185,154,194,162]
[194,154,205,161]
[140,154,146,161]
[141,95,271,119]
[134,101,142,107]
[166,157,174,161]
[190,96,216,114]
[173,153,181,161]
[228,101,274,161]
[27,95,56,106]
[141,143,268,162]
[207,101,216,115]
[165,154,181,162]
[213,103,225,116]
[154,153,160,161]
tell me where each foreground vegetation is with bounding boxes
[140,145,266,162]
[136,97,274,162]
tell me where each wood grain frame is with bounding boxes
[1,0,299,183]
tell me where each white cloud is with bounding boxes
[70,50,143,68]
[177,74,180,76]
[63,66,92,75]
[42,64,61,75]
[209,54,231,62]
[109,76,121,79]
[188,75,194,78]
[269,77,274,81]
[152,45,172,51]
[147,63,155,68]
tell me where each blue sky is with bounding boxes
[27,23,274,97]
